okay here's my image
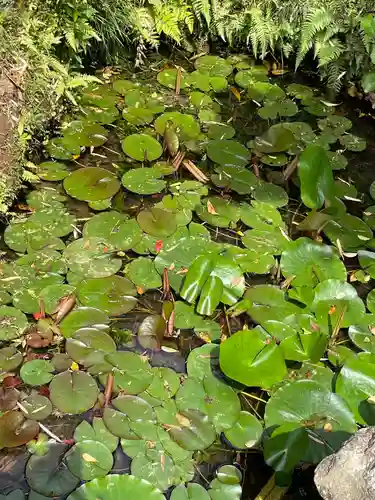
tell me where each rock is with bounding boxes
[314,427,375,500]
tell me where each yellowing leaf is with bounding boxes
[82,453,97,463]
[176,413,191,427]
[70,362,79,371]
[207,200,218,215]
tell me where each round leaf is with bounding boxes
[59,306,109,338]
[49,370,99,414]
[206,140,249,167]
[66,440,113,480]
[224,411,263,449]
[20,360,54,386]
[122,134,163,162]
[64,168,120,201]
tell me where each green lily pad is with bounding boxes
[49,370,99,414]
[126,257,162,291]
[154,112,200,141]
[211,166,259,194]
[190,91,215,108]
[66,327,116,374]
[281,238,346,287]
[323,214,373,250]
[207,123,235,140]
[77,276,137,315]
[318,116,352,136]
[81,105,119,125]
[59,306,109,338]
[363,206,375,229]
[122,167,166,194]
[194,55,232,77]
[286,84,314,100]
[64,167,120,201]
[147,367,180,401]
[168,408,216,451]
[157,68,190,89]
[196,197,241,228]
[206,140,249,168]
[83,211,142,251]
[313,279,365,328]
[138,314,165,350]
[67,474,165,500]
[171,483,210,500]
[63,121,108,148]
[244,285,301,325]
[252,183,288,207]
[259,153,288,167]
[21,395,53,421]
[0,346,22,372]
[327,151,348,170]
[334,179,357,200]
[123,107,155,126]
[66,439,114,480]
[234,67,268,88]
[26,443,80,496]
[349,315,375,354]
[188,71,227,93]
[258,99,298,119]
[186,344,220,380]
[46,137,80,160]
[74,417,119,452]
[0,306,28,340]
[248,82,285,102]
[224,411,263,449]
[360,250,375,280]
[137,207,178,237]
[26,187,66,210]
[64,237,122,278]
[336,355,375,424]
[0,491,25,500]
[254,124,296,153]
[39,284,75,315]
[122,134,163,162]
[339,134,366,152]
[102,351,153,394]
[89,198,112,211]
[302,97,335,117]
[20,360,54,386]
[37,161,69,181]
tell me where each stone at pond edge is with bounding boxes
[314,427,375,500]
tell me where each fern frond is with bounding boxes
[190,0,211,26]
[315,36,344,66]
[154,5,182,43]
[296,8,333,68]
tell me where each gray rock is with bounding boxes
[314,427,375,500]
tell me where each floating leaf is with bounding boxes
[37,161,69,181]
[123,107,155,126]
[126,257,162,291]
[102,351,153,394]
[0,346,22,372]
[0,306,28,340]
[258,99,298,119]
[235,68,268,88]
[323,214,373,250]
[40,284,75,315]
[49,370,98,414]
[64,168,120,201]
[77,276,137,315]
[66,440,114,480]
[21,395,52,421]
[224,411,263,449]
[122,134,163,162]
[122,167,166,194]
[312,279,365,328]
[259,153,288,167]
[206,140,249,168]
[254,125,296,153]
[0,410,39,449]
[59,306,109,338]
[154,112,200,141]
[339,134,366,152]
[26,443,80,496]
[196,197,241,228]
[64,237,122,278]
[157,68,190,89]
[75,418,119,452]
[244,285,301,325]
[253,183,288,207]
[171,483,210,500]
[286,84,314,100]
[20,360,54,386]
[248,82,285,102]
[63,121,108,148]
[265,380,356,465]
[207,123,235,140]
[138,314,165,350]
[302,97,334,117]
[348,315,375,354]
[211,166,259,194]
[137,207,178,237]
[220,326,287,388]
[281,238,346,287]
[46,137,80,160]
[194,55,232,77]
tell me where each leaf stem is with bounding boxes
[240,391,267,404]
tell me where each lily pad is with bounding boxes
[302,97,334,117]
[20,360,54,386]
[66,440,114,480]
[66,327,116,374]
[196,197,241,228]
[64,237,122,278]
[37,161,69,181]
[40,284,75,315]
[49,370,99,414]
[254,125,296,153]
[26,443,80,496]
[234,68,268,88]
[168,409,216,451]
[207,123,235,140]
[155,112,200,141]
[77,276,137,315]
[157,68,190,89]
[0,346,22,372]
[323,214,372,250]
[206,140,249,168]
[21,395,53,421]
[339,134,366,152]
[0,306,28,340]
[313,279,365,328]
[171,484,210,500]
[59,306,109,338]
[211,166,259,194]
[137,207,178,237]
[102,351,153,394]
[122,167,166,194]
[224,411,263,449]
[122,134,163,162]
[258,99,298,119]
[64,168,120,201]
[281,238,346,287]
[253,183,288,207]
[259,153,288,167]
[287,84,314,100]
[194,55,232,77]
[74,418,119,452]
[63,121,108,148]
[247,82,285,102]
[126,257,162,291]
[46,137,80,160]
[349,315,375,354]
[123,107,155,126]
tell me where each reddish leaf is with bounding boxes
[33,312,44,320]
[0,387,19,411]
[155,240,163,253]
[3,376,21,388]
[39,386,50,397]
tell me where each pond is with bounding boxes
[1,53,375,500]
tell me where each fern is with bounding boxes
[190,0,210,26]
[315,36,344,67]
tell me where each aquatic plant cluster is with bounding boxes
[1,55,375,497]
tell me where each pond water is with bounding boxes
[1,53,375,500]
